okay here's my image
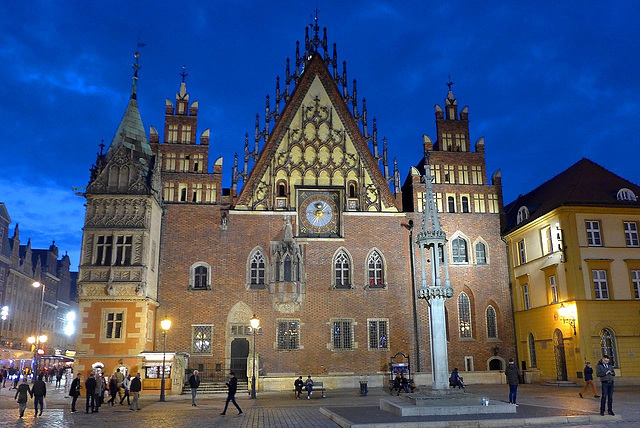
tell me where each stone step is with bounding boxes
[545,381,578,387]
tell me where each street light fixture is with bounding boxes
[159,319,172,402]
[27,334,47,377]
[32,281,46,374]
[250,314,260,399]
[0,305,9,345]
[558,303,577,335]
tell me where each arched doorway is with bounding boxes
[488,358,504,371]
[230,338,249,380]
[553,329,568,381]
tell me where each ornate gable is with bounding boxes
[235,54,397,212]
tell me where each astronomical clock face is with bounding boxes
[298,190,340,237]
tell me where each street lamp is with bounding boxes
[0,305,8,345]
[32,281,46,375]
[250,314,260,399]
[558,303,577,335]
[159,319,172,402]
[27,335,47,378]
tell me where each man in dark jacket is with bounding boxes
[294,376,304,399]
[220,372,242,416]
[14,378,32,418]
[596,356,615,416]
[505,358,520,405]
[85,372,97,413]
[129,373,142,411]
[579,362,599,399]
[189,370,201,407]
[69,373,82,412]
[32,375,47,416]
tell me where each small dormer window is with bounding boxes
[617,188,637,202]
[516,206,530,225]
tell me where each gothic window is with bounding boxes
[516,206,529,224]
[284,255,292,281]
[458,292,472,338]
[367,319,388,350]
[248,250,266,289]
[114,235,132,266]
[586,221,602,246]
[332,319,354,350]
[475,242,487,264]
[461,196,470,213]
[528,333,537,367]
[474,194,486,213]
[486,305,498,339]
[600,328,618,367]
[192,325,212,354]
[277,181,287,197]
[348,181,357,198]
[277,320,300,350]
[447,196,456,213]
[189,262,211,290]
[452,237,468,263]
[367,250,385,288]
[624,222,639,247]
[333,250,351,289]
[95,235,113,266]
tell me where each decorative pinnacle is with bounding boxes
[98,139,105,155]
[180,65,188,83]
[446,74,454,91]
[132,52,141,78]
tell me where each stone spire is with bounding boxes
[416,151,454,391]
[105,51,152,160]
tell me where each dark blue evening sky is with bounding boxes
[1,1,639,269]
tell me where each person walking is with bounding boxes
[596,355,615,416]
[294,376,304,399]
[579,362,599,399]
[305,375,314,399]
[505,358,520,405]
[120,374,131,406]
[220,371,243,416]
[85,372,97,413]
[115,368,125,403]
[108,375,119,406]
[188,370,200,407]
[32,374,47,417]
[14,378,32,418]
[55,368,63,389]
[69,373,82,413]
[2,367,7,388]
[129,372,142,411]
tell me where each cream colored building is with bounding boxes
[503,158,640,384]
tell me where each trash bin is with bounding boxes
[359,380,368,396]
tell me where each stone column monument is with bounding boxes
[416,153,454,391]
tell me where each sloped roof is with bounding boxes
[504,158,640,234]
[105,96,152,160]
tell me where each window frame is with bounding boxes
[475,241,487,265]
[457,292,472,338]
[517,239,527,265]
[452,237,469,264]
[623,221,639,247]
[549,274,559,303]
[333,249,353,289]
[277,319,300,351]
[189,262,212,290]
[485,305,498,339]
[522,284,531,310]
[331,318,355,351]
[600,328,618,368]
[592,269,609,300]
[632,269,640,299]
[247,249,267,290]
[100,308,127,344]
[367,318,389,350]
[191,324,213,355]
[585,220,602,246]
[365,249,386,289]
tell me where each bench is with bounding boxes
[294,382,325,398]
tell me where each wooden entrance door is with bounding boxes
[553,329,568,381]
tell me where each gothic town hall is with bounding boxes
[75,23,515,392]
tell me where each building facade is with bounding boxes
[503,159,640,384]
[0,202,78,367]
[75,24,514,391]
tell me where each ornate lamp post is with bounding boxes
[0,305,9,345]
[159,319,172,402]
[27,335,47,378]
[32,281,46,375]
[250,314,260,399]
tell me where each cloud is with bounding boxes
[0,178,85,269]
[358,2,401,20]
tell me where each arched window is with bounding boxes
[486,305,498,339]
[278,182,286,197]
[334,250,351,289]
[461,196,470,213]
[475,242,487,264]
[528,333,537,367]
[452,237,468,263]
[458,292,472,338]
[367,250,385,288]
[349,182,357,198]
[189,262,211,290]
[249,251,266,289]
[617,188,637,201]
[448,196,456,213]
[517,206,530,224]
[600,328,618,367]
[284,255,292,281]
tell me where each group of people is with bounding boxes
[1,365,71,391]
[14,375,48,418]
[392,373,413,395]
[293,375,315,399]
[75,369,142,413]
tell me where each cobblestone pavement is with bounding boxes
[0,383,637,427]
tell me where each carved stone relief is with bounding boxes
[85,197,149,228]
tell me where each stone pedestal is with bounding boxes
[380,391,516,417]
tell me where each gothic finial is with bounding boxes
[352,79,358,118]
[254,114,260,145]
[180,65,188,83]
[383,137,390,179]
[394,158,401,194]
[446,74,454,91]
[362,98,368,138]
[131,51,141,100]
[332,43,338,79]
[232,152,239,189]
[99,139,105,156]
[342,61,348,97]
[372,118,379,158]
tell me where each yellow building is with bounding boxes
[503,158,640,384]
